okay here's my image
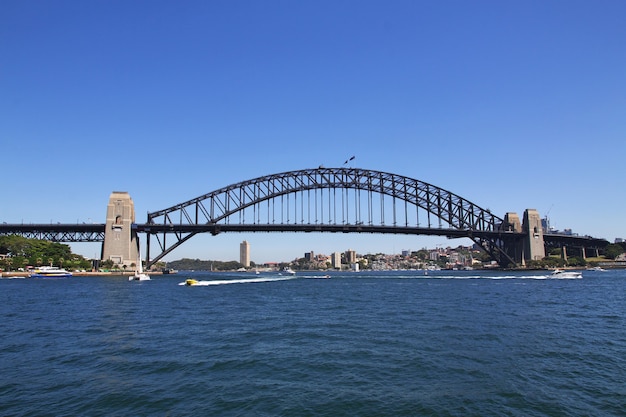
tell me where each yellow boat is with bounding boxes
[185,279,199,286]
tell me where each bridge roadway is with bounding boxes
[0,222,519,241]
[0,221,608,249]
[0,223,106,242]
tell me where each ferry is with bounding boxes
[30,266,73,278]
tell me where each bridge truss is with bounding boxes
[0,223,106,242]
[144,167,521,267]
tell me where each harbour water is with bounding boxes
[1,269,625,416]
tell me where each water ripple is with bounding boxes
[1,271,626,415]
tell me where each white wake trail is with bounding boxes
[179,276,297,286]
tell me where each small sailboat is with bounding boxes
[129,239,150,281]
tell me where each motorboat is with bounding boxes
[30,266,72,278]
[551,269,582,279]
[587,266,606,272]
[280,267,296,275]
[184,279,199,286]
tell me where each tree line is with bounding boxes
[167,258,250,271]
[0,235,93,271]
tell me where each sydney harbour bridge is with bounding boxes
[0,167,608,268]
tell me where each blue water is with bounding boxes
[1,269,625,416]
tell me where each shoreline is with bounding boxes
[0,271,167,278]
[3,266,624,278]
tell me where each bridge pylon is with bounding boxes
[501,209,546,266]
[523,209,546,263]
[503,212,524,265]
[503,209,546,266]
[101,191,139,268]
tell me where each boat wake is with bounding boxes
[380,273,582,280]
[179,276,297,286]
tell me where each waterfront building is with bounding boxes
[331,252,342,269]
[240,240,250,267]
[345,249,356,264]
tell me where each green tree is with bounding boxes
[414,249,429,261]
[0,235,30,257]
[604,244,624,260]
[567,256,587,267]
[101,259,114,270]
[549,248,561,256]
[3,257,12,272]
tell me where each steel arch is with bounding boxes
[145,167,516,266]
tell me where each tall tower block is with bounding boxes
[102,191,138,267]
[240,240,250,267]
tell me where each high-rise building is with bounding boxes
[331,252,342,269]
[345,249,356,264]
[240,240,250,267]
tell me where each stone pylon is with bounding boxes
[523,209,546,262]
[504,212,524,265]
[101,191,139,268]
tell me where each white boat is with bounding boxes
[129,241,150,281]
[587,266,606,272]
[551,269,582,279]
[30,266,72,278]
[280,267,296,275]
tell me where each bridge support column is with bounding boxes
[504,212,524,265]
[101,191,138,268]
[561,246,568,261]
[523,209,545,262]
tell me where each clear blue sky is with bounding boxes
[2,1,625,263]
